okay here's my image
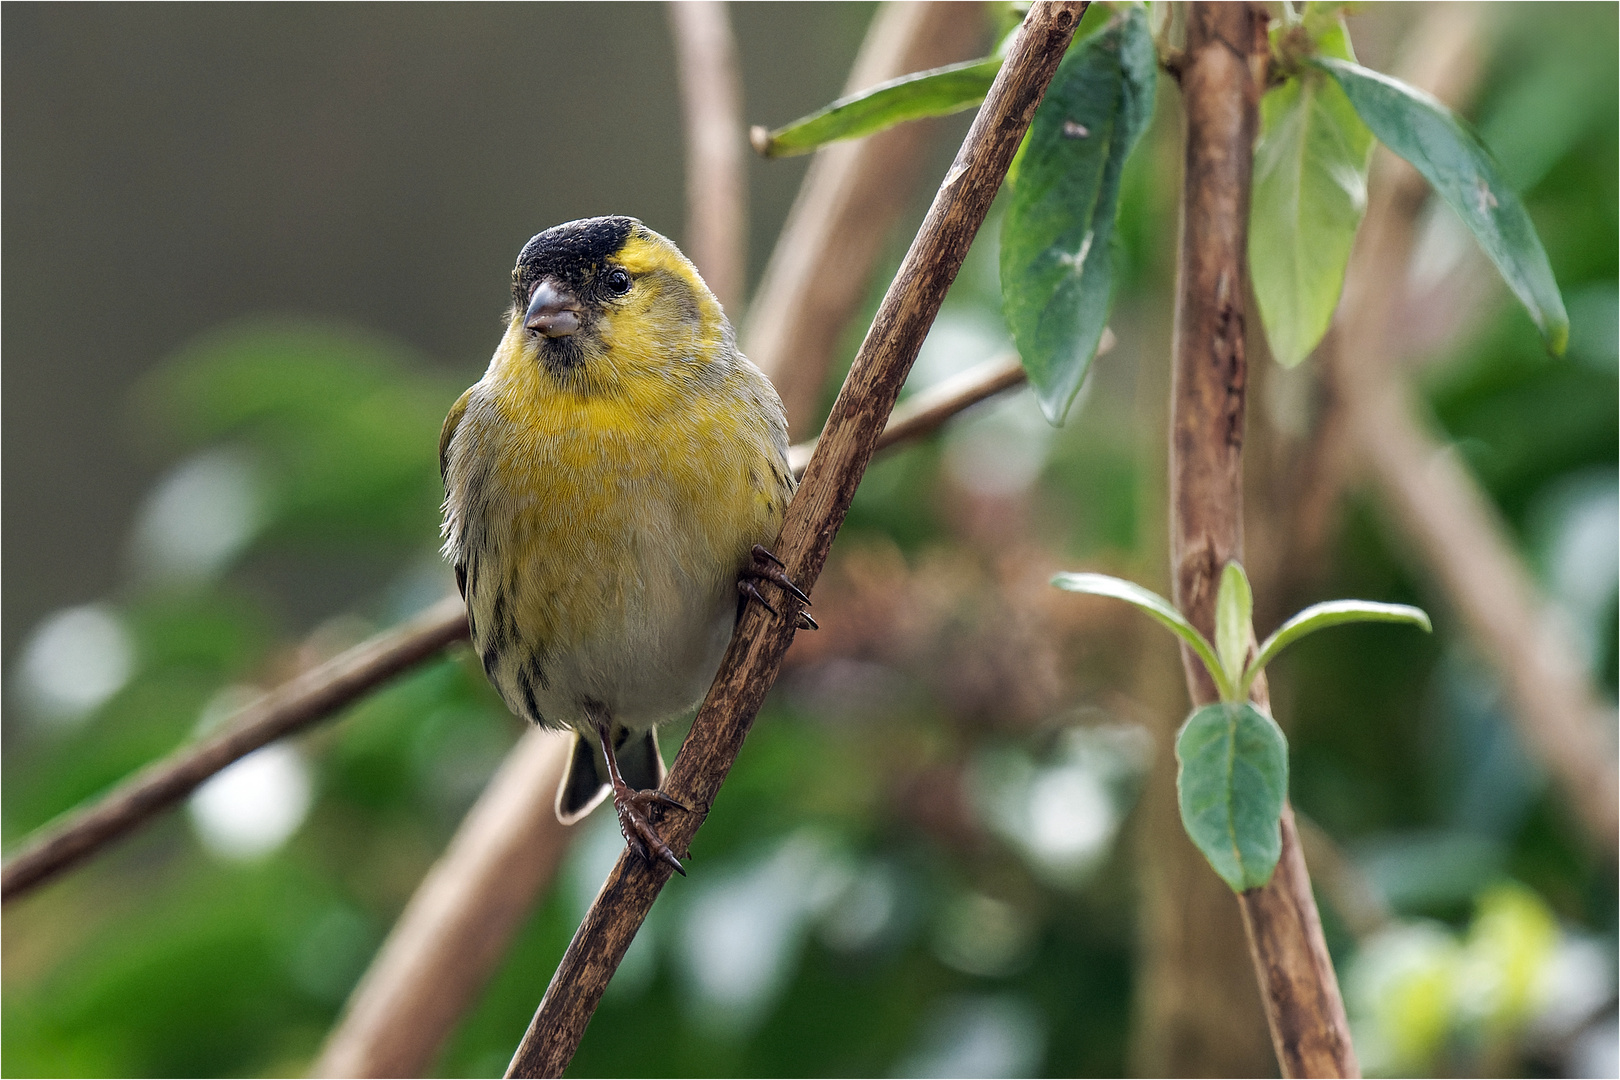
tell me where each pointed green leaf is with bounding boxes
[1250,19,1372,366]
[1241,599,1432,696]
[1052,572,1232,699]
[1214,562,1253,690]
[1000,8,1157,423]
[751,56,1003,159]
[1176,702,1289,892]
[1316,57,1569,354]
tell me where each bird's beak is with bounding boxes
[525,279,582,338]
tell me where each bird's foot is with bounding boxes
[613,782,690,876]
[738,544,818,629]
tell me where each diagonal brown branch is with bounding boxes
[503,6,1086,1075]
[1171,4,1357,1076]
[668,0,747,311]
[742,1,992,437]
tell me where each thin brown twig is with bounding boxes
[313,727,574,1078]
[503,6,1086,1074]
[742,1,993,438]
[1171,4,1357,1076]
[668,0,747,312]
[0,595,469,904]
[786,328,1113,477]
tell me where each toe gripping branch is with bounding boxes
[739,544,818,630]
[596,717,692,876]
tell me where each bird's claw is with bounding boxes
[740,545,816,628]
[614,784,688,876]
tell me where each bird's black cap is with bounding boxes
[512,216,638,305]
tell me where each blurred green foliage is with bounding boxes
[3,5,1615,1079]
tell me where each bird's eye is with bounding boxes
[604,268,632,295]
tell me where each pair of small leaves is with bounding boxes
[1252,6,1568,366]
[1052,565,1430,893]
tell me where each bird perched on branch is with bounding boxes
[439,216,811,874]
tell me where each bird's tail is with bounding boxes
[554,725,667,824]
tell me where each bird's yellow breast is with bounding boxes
[441,322,791,729]
[479,359,782,646]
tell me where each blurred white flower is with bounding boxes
[895,994,1045,1078]
[130,447,265,583]
[1347,920,1462,1076]
[1346,883,1609,1077]
[1530,467,1619,677]
[188,743,312,860]
[972,724,1149,886]
[676,830,849,1035]
[17,603,135,728]
[819,860,901,954]
[931,892,1035,978]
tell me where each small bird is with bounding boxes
[439,216,811,873]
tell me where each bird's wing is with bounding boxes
[439,388,472,483]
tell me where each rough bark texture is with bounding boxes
[1171,5,1358,1077]
[503,6,1087,1075]
[1,594,470,903]
[314,728,574,1078]
[742,1,992,437]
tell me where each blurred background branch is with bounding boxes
[1326,12,1620,855]
[668,1,747,312]
[742,1,992,438]
[1,595,469,903]
[313,727,573,1078]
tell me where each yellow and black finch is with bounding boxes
[440,216,811,873]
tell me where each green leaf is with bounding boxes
[1051,572,1232,699]
[1214,562,1253,690]
[1250,19,1372,366]
[1176,702,1289,892]
[751,56,1003,158]
[1241,599,1432,696]
[1000,7,1157,423]
[1316,56,1569,355]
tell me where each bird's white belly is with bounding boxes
[528,551,737,732]
[474,483,744,734]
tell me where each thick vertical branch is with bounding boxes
[313,728,574,1078]
[742,1,992,436]
[1171,5,1358,1078]
[668,0,747,311]
[503,6,1086,1075]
